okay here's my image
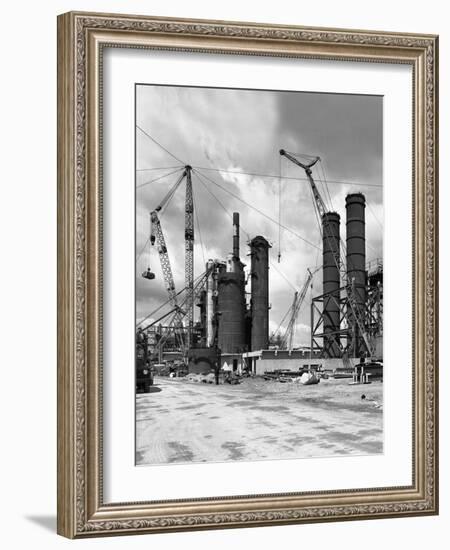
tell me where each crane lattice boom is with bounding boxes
[150,210,185,335]
[279,150,326,217]
[184,166,194,348]
[281,269,315,351]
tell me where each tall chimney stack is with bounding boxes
[233,212,240,260]
[250,236,271,351]
[217,213,246,354]
[346,193,366,356]
[322,211,341,357]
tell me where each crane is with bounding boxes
[184,166,194,349]
[147,166,195,352]
[150,208,185,349]
[279,150,346,280]
[280,150,324,214]
[281,268,316,351]
[279,149,374,356]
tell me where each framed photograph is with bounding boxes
[57,11,439,538]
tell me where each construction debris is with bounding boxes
[300,372,320,385]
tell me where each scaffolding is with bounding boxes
[310,262,383,359]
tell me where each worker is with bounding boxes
[214,360,220,385]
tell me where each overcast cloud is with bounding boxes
[136,85,383,346]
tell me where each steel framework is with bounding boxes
[184,166,194,348]
[310,272,383,359]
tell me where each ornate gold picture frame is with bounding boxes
[57,11,438,538]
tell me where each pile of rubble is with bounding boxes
[184,373,216,384]
[182,372,243,385]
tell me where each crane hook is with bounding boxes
[142,267,155,280]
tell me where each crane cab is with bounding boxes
[142,267,155,280]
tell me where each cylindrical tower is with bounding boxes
[217,271,246,353]
[196,289,207,346]
[205,259,215,347]
[346,193,366,356]
[250,236,270,351]
[322,212,341,357]
[217,213,246,354]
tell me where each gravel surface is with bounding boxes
[136,376,383,465]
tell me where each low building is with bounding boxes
[243,349,322,376]
[220,353,246,375]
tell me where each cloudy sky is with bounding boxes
[136,84,383,346]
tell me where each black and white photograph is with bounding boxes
[0,0,442,545]
[135,84,384,466]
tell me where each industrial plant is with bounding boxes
[136,150,383,382]
[134,85,384,466]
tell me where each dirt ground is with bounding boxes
[136,376,383,465]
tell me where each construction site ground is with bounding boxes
[136,376,383,465]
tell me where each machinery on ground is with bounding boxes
[135,329,153,392]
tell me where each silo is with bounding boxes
[322,212,341,357]
[346,193,366,356]
[250,236,270,351]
